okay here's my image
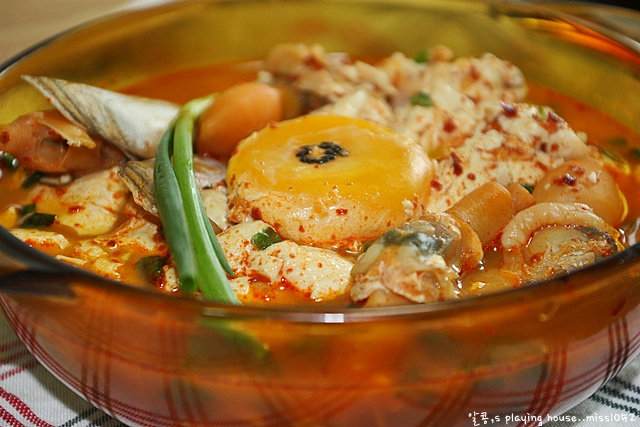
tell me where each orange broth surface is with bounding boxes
[2,59,640,304]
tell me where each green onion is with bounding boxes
[19,212,56,229]
[251,227,282,250]
[537,106,548,121]
[631,147,640,162]
[601,147,623,163]
[16,202,56,228]
[136,256,165,284]
[608,136,628,147]
[521,183,535,193]
[21,171,45,188]
[154,95,238,303]
[413,50,429,64]
[1,152,18,170]
[410,91,433,107]
[20,203,36,216]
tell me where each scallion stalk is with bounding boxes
[154,96,238,303]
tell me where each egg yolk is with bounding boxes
[226,114,433,249]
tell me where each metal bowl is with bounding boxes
[1,1,640,426]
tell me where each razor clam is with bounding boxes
[118,157,228,231]
[22,75,180,159]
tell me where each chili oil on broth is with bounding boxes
[1,59,639,307]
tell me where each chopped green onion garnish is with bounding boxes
[410,91,433,107]
[1,152,18,170]
[631,147,640,161]
[521,183,535,193]
[601,147,623,163]
[136,256,165,284]
[154,95,238,303]
[21,171,45,188]
[608,136,628,147]
[413,50,429,64]
[537,106,548,121]
[251,227,282,250]
[19,212,56,229]
[20,203,37,216]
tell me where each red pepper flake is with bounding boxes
[467,173,476,181]
[569,165,586,176]
[250,207,263,219]
[470,65,480,80]
[443,117,457,133]
[502,102,518,117]
[539,142,548,153]
[554,173,578,187]
[299,224,305,232]
[67,205,85,213]
[540,112,564,134]
[431,180,443,191]
[336,208,348,215]
[451,152,464,176]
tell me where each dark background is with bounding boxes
[583,1,639,9]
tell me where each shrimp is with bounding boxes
[23,75,179,159]
[0,110,126,174]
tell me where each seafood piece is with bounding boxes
[118,156,228,229]
[502,202,622,282]
[218,220,353,301]
[350,212,483,305]
[350,182,530,306]
[117,160,158,215]
[23,75,180,159]
[0,110,126,173]
[532,158,626,226]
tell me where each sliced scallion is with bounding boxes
[136,255,165,284]
[410,91,433,107]
[21,171,45,188]
[19,212,56,229]
[251,227,282,250]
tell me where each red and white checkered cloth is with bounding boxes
[1,313,639,427]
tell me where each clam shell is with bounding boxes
[23,75,180,159]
